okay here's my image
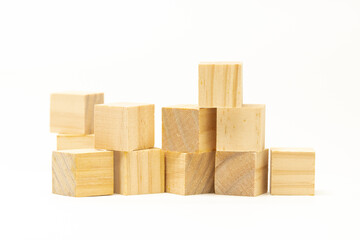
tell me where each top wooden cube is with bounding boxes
[199,62,243,108]
[50,92,104,134]
[162,104,216,153]
[217,104,265,151]
[94,103,154,151]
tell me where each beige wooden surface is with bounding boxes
[162,104,216,152]
[52,149,113,197]
[56,134,95,150]
[114,148,164,195]
[215,149,268,196]
[94,102,154,151]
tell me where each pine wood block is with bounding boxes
[50,92,104,134]
[217,104,265,151]
[165,151,215,195]
[114,148,164,195]
[199,62,243,108]
[57,134,95,150]
[52,149,114,197]
[94,103,154,151]
[162,104,216,153]
[215,149,268,196]
[270,148,315,195]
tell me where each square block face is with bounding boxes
[270,148,315,195]
[114,148,164,195]
[217,104,265,151]
[50,92,104,134]
[57,134,95,150]
[94,103,155,151]
[215,149,268,196]
[162,105,216,152]
[165,151,215,195]
[52,149,114,197]
[199,62,243,108]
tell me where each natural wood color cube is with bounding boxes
[94,103,154,151]
[217,104,265,151]
[199,62,243,108]
[270,148,315,195]
[57,134,95,150]
[52,149,113,197]
[215,149,268,196]
[162,104,216,153]
[114,148,165,195]
[50,92,104,134]
[165,151,215,195]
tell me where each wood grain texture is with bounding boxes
[215,149,268,196]
[270,148,315,195]
[165,151,215,195]
[199,62,243,108]
[217,104,265,151]
[50,92,104,134]
[162,105,216,152]
[57,134,95,150]
[114,148,164,195]
[52,149,113,197]
[94,103,154,151]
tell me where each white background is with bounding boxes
[0,0,359,239]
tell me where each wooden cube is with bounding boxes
[162,104,216,152]
[114,148,164,195]
[50,92,104,134]
[217,104,265,151]
[215,149,268,196]
[52,149,113,197]
[94,103,154,151]
[270,148,315,195]
[199,62,243,108]
[57,134,95,150]
[165,151,215,195]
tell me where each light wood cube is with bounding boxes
[50,92,104,134]
[162,104,216,152]
[217,104,265,151]
[199,62,243,108]
[57,134,95,150]
[114,148,164,195]
[270,148,315,195]
[165,151,215,195]
[215,149,268,196]
[94,103,154,151]
[52,149,113,197]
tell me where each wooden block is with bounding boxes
[217,104,265,151]
[270,148,315,195]
[50,91,104,134]
[165,151,215,195]
[94,103,154,151]
[57,134,95,150]
[215,149,268,196]
[114,148,164,195]
[199,62,243,108]
[52,149,113,197]
[162,104,216,152]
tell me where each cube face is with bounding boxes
[215,149,268,196]
[165,151,215,195]
[50,92,104,134]
[217,104,265,151]
[57,134,95,150]
[199,62,243,108]
[52,149,114,197]
[114,148,164,195]
[94,103,155,151]
[162,105,216,152]
[270,148,315,195]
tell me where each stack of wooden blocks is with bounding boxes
[50,62,315,198]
